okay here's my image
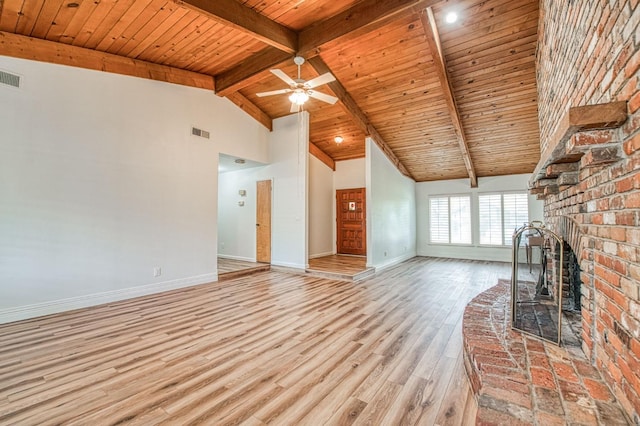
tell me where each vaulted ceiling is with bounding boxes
[0,0,541,186]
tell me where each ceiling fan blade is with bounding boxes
[290,102,300,113]
[271,69,297,86]
[308,90,339,105]
[305,72,335,89]
[256,88,291,97]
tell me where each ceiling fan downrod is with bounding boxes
[293,56,304,80]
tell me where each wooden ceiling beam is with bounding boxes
[308,56,413,180]
[420,8,478,187]
[175,0,297,54]
[214,47,291,97]
[309,142,336,170]
[225,92,273,131]
[215,0,440,96]
[298,0,440,58]
[0,31,214,90]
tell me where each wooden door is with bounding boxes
[336,188,366,256]
[256,180,271,263]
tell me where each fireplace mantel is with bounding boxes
[529,101,628,195]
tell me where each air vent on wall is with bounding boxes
[191,126,210,139]
[0,70,21,88]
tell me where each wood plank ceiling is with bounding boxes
[0,0,540,185]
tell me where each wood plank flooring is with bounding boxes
[306,254,374,282]
[0,257,512,425]
[307,255,368,275]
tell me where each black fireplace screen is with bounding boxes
[511,222,564,345]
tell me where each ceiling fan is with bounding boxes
[256,56,339,113]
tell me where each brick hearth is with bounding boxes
[463,280,630,425]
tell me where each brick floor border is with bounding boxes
[462,279,631,425]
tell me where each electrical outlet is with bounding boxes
[221,242,225,249]
[153,267,162,277]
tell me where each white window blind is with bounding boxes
[430,197,450,243]
[503,193,529,245]
[479,193,528,246]
[479,194,502,245]
[450,196,472,244]
[429,195,471,244]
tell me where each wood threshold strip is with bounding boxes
[420,8,477,188]
[308,56,413,179]
[0,31,215,90]
[309,142,336,170]
[226,92,273,131]
[529,101,627,185]
[175,0,297,54]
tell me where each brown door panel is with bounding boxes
[256,180,271,263]
[336,188,366,256]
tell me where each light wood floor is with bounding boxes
[0,257,511,425]
[307,254,368,275]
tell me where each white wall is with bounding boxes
[416,174,544,262]
[334,158,365,189]
[216,114,309,268]
[366,138,417,269]
[0,56,270,323]
[308,154,334,258]
[265,113,309,269]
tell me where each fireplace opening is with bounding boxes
[558,242,583,347]
[564,243,582,312]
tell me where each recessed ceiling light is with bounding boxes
[334,136,344,144]
[445,11,458,24]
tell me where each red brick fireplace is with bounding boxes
[530,1,640,421]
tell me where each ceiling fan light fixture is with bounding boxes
[257,57,336,109]
[289,90,309,105]
[334,136,344,144]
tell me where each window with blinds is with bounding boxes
[503,193,529,245]
[430,197,450,243]
[429,195,471,244]
[479,192,528,246]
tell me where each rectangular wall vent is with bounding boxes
[191,127,210,139]
[0,70,21,88]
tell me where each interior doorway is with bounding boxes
[336,188,366,256]
[217,153,268,277]
[256,179,272,263]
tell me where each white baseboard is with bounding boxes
[271,262,307,274]
[0,273,218,325]
[308,251,334,259]
[372,253,416,272]
[217,254,256,262]
[417,246,512,262]
[270,261,306,271]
